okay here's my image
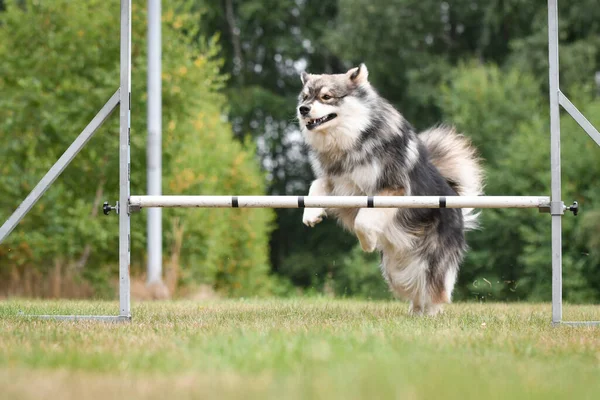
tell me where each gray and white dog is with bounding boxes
[297,64,484,315]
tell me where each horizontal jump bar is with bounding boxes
[130,195,550,209]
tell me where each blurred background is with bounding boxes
[1,0,599,303]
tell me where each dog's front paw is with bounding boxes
[303,208,326,227]
[354,220,378,252]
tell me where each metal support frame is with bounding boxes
[119,0,132,321]
[1,0,598,325]
[548,0,599,326]
[548,0,563,326]
[0,0,132,322]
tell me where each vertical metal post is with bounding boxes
[147,0,163,285]
[119,0,132,318]
[548,0,562,325]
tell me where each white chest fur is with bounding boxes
[329,161,380,195]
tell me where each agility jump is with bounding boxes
[0,0,598,325]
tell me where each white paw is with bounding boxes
[303,208,326,227]
[354,221,378,252]
[425,304,444,316]
[408,302,424,316]
[409,303,444,317]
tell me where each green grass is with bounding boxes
[1,299,600,399]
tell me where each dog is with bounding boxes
[297,64,484,315]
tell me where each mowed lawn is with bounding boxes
[1,299,600,400]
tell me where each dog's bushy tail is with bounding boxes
[419,125,484,230]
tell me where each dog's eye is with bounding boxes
[322,94,332,100]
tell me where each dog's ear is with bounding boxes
[301,71,310,85]
[347,63,369,84]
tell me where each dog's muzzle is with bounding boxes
[306,113,337,130]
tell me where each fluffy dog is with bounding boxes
[298,64,483,315]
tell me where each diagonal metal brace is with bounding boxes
[559,91,600,147]
[0,89,120,244]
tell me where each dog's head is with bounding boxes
[297,64,372,139]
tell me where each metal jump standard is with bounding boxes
[0,0,599,325]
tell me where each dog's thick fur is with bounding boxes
[297,64,484,315]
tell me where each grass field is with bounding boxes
[1,299,600,399]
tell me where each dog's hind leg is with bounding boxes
[382,254,430,316]
[408,300,425,316]
[354,210,382,252]
[423,303,444,316]
[423,266,458,316]
[354,188,405,252]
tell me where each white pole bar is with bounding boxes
[147,0,163,285]
[130,195,550,209]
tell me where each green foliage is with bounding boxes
[439,62,543,164]
[0,0,274,296]
[508,0,600,97]
[333,246,390,299]
[440,63,600,303]
[274,222,388,299]
[291,1,600,301]
[202,0,600,299]
[193,0,344,294]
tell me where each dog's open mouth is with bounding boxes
[306,113,337,130]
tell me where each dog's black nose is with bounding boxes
[299,105,310,116]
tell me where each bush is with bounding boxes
[0,0,274,297]
[333,246,390,299]
[439,62,600,302]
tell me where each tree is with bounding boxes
[195,0,600,298]
[0,0,273,297]
[192,0,352,290]
[439,63,600,302]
